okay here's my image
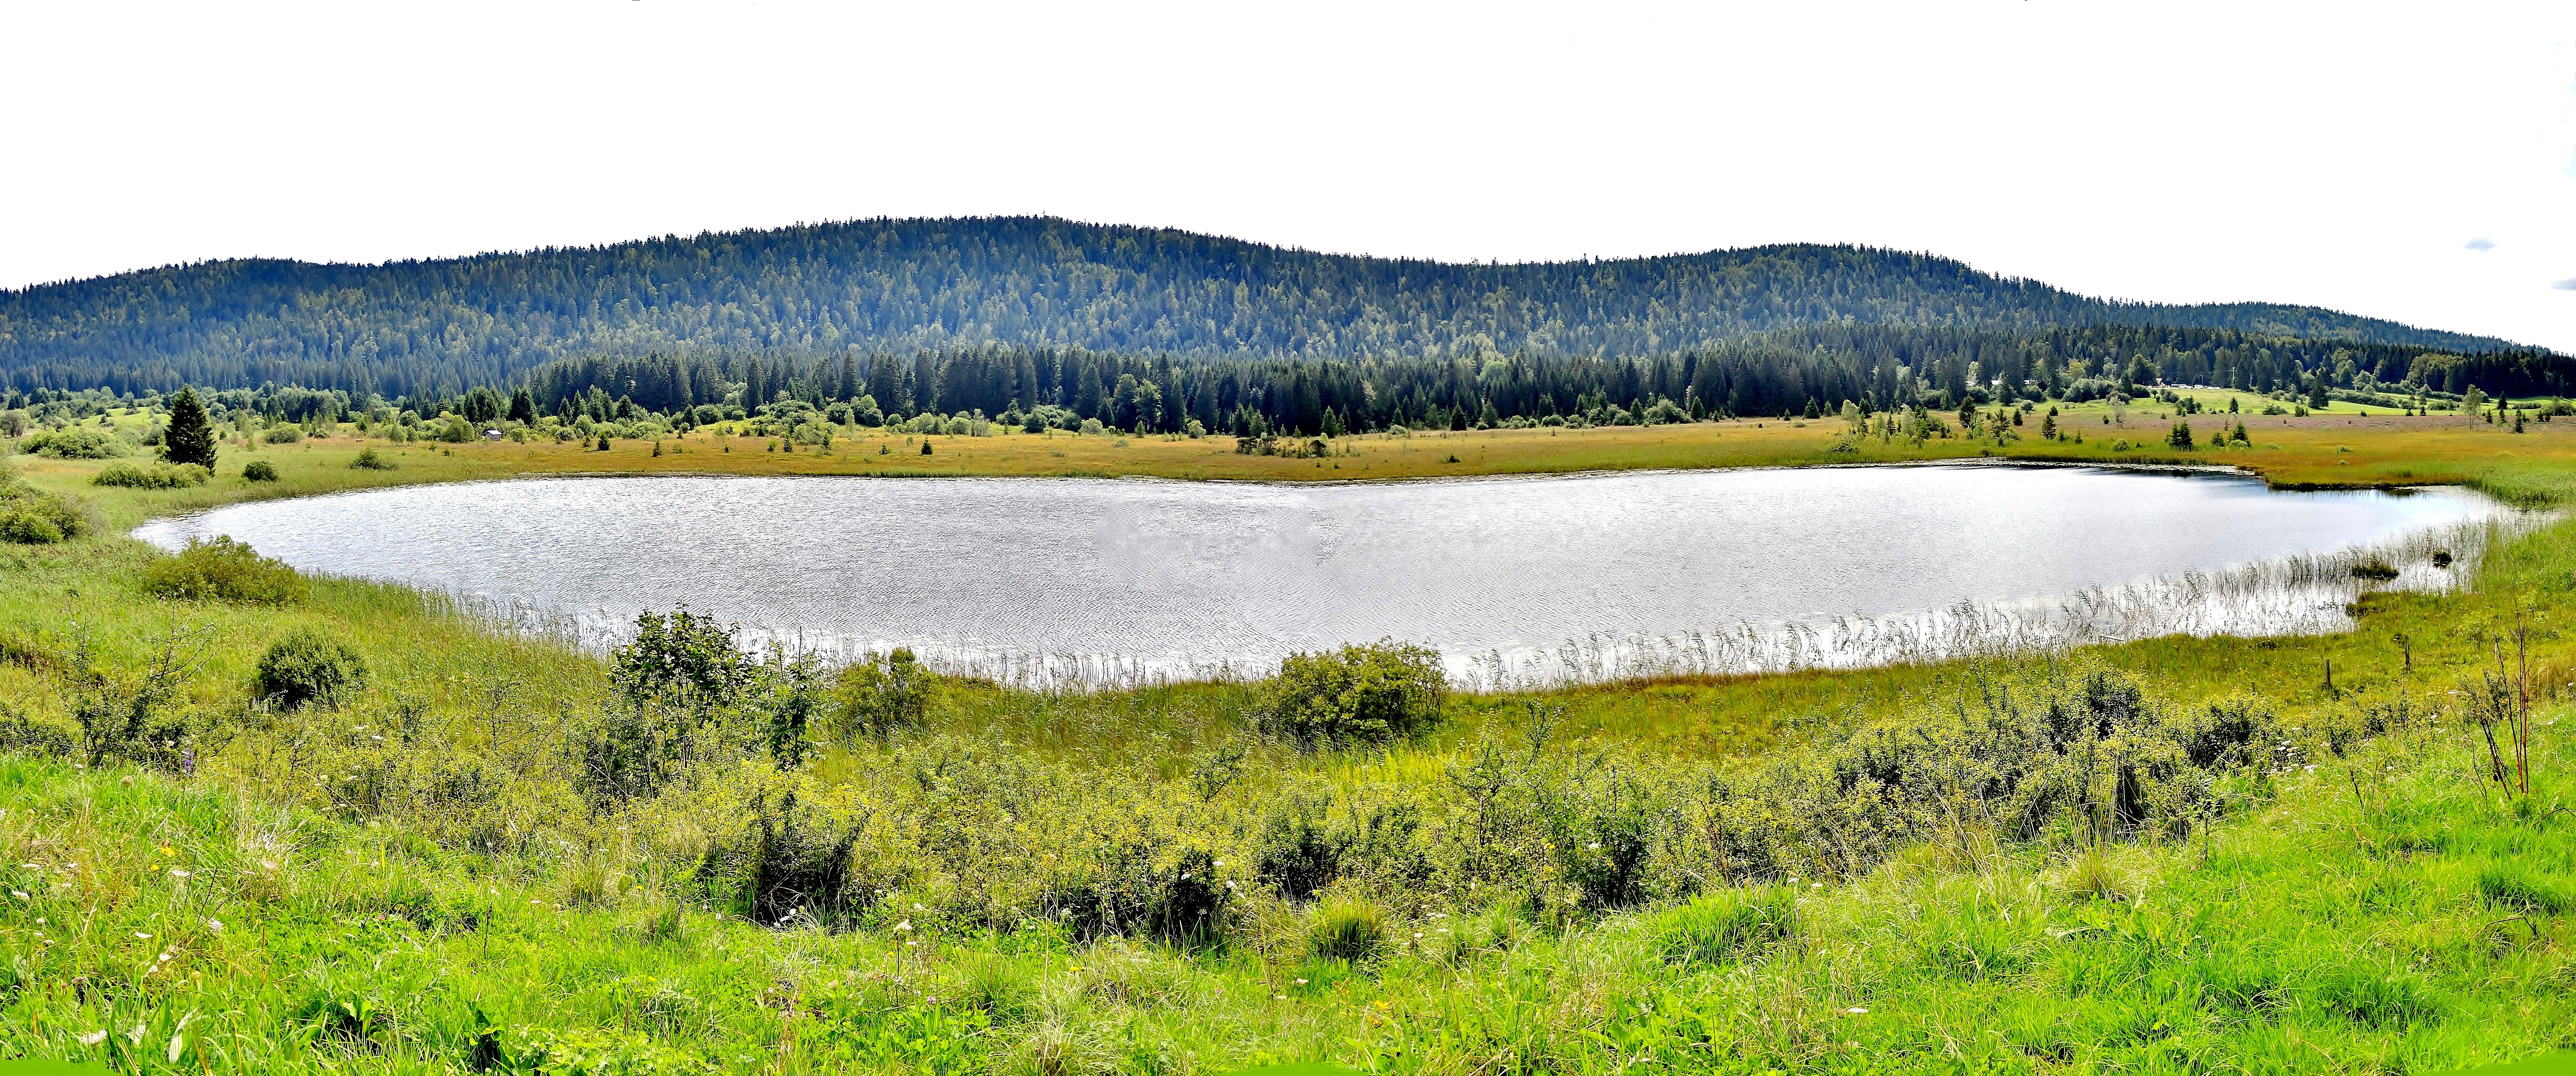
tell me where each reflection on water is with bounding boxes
[133,464,2512,687]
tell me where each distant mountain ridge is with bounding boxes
[0,216,2536,397]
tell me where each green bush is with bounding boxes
[252,629,368,710]
[22,427,127,458]
[241,460,280,482]
[92,461,210,488]
[142,536,307,604]
[829,648,938,741]
[1260,639,1446,748]
[0,467,92,544]
[262,426,302,444]
[350,448,396,471]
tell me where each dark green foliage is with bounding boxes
[160,386,217,467]
[241,460,280,482]
[1261,640,1446,748]
[735,791,861,927]
[611,608,753,714]
[252,629,368,710]
[350,447,396,470]
[141,536,307,604]
[2165,420,2194,449]
[828,648,937,742]
[92,460,209,488]
[0,468,90,543]
[0,218,2536,404]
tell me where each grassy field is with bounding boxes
[0,406,2570,1074]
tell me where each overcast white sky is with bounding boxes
[4,2,2572,349]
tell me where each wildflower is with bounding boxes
[80,1031,107,1047]
[1295,978,1308,985]
[170,869,191,880]
[205,918,224,933]
[8,891,24,901]
[894,919,912,932]
[158,847,175,857]
[1586,842,1601,850]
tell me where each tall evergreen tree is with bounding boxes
[161,386,217,468]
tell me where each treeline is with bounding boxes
[478,321,2576,437]
[0,217,2539,400]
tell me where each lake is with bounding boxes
[133,464,2508,687]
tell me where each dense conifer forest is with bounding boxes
[2,217,2560,406]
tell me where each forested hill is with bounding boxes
[0,216,2536,397]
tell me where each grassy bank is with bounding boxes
[0,409,2570,1074]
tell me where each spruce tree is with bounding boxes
[161,387,217,467]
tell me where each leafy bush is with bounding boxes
[22,427,126,458]
[241,460,280,482]
[262,426,302,444]
[252,629,368,710]
[142,536,307,604]
[350,448,396,470]
[0,472,91,543]
[829,647,938,742]
[1260,639,1446,748]
[92,461,210,488]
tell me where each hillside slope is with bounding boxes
[0,217,2530,397]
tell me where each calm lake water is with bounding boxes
[135,465,2507,686]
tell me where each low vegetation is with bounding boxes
[0,399,2569,1074]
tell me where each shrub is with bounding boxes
[829,648,937,741]
[242,460,280,482]
[1260,639,1446,748]
[1309,899,1388,963]
[22,427,127,458]
[350,448,396,471]
[92,461,210,488]
[252,629,368,710]
[262,426,302,444]
[1650,887,1797,966]
[142,536,307,604]
[0,473,91,544]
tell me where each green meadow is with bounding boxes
[0,415,2569,1075]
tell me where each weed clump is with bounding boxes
[1650,886,1796,966]
[92,461,210,488]
[1308,898,1389,963]
[253,629,368,710]
[350,448,396,471]
[242,460,280,482]
[1260,639,1445,748]
[142,536,307,604]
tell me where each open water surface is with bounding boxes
[133,464,2508,686]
